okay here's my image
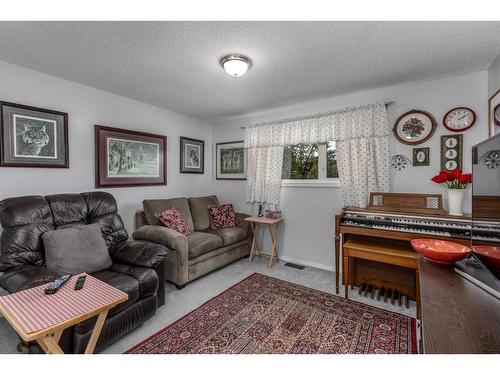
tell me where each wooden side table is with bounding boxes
[0,273,128,354]
[245,216,284,268]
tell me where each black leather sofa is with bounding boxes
[0,192,167,353]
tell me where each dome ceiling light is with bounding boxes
[220,54,252,77]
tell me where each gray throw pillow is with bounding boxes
[42,223,112,275]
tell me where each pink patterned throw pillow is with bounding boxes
[154,208,190,235]
[208,203,237,229]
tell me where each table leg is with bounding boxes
[37,335,64,354]
[344,254,349,299]
[267,222,281,268]
[84,310,108,354]
[249,222,259,263]
[335,234,340,294]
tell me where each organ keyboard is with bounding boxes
[334,192,500,297]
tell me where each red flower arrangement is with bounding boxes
[431,169,472,189]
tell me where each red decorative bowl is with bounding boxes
[472,246,500,274]
[411,239,471,264]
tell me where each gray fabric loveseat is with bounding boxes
[133,195,251,288]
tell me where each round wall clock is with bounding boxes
[443,107,476,132]
[393,109,437,145]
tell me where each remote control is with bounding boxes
[44,274,71,295]
[74,275,87,290]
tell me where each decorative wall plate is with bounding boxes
[413,147,430,166]
[393,109,437,145]
[390,154,411,171]
[443,107,476,132]
[482,150,500,169]
[440,134,463,172]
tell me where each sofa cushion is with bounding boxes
[42,223,112,275]
[155,207,190,235]
[188,195,219,230]
[204,226,248,247]
[143,198,194,232]
[187,232,222,259]
[208,203,237,229]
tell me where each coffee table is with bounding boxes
[0,273,128,354]
[245,216,284,268]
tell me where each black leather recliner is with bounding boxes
[0,192,167,353]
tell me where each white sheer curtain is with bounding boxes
[243,102,391,207]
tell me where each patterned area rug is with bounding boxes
[126,273,417,354]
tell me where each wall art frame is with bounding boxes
[0,101,69,168]
[413,147,430,166]
[180,136,204,174]
[393,109,437,145]
[489,88,500,138]
[95,125,167,188]
[440,134,463,172]
[216,140,247,180]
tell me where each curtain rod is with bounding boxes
[239,101,394,130]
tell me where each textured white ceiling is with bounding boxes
[0,21,499,121]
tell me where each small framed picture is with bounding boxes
[489,88,500,137]
[95,125,167,188]
[0,101,69,168]
[216,141,247,180]
[413,147,430,166]
[440,134,463,172]
[180,136,204,174]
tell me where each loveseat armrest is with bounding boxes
[110,240,167,269]
[235,212,251,234]
[133,225,188,252]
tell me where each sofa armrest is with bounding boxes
[109,240,167,269]
[235,212,251,233]
[133,225,188,252]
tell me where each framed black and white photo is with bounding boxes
[412,147,430,166]
[0,101,68,168]
[95,125,166,188]
[180,136,204,174]
[216,141,247,180]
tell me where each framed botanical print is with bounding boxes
[180,136,204,174]
[95,125,166,188]
[0,101,69,168]
[440,134,463,172]
[216,141,247,180]
[489,88,500,137]
[413,147,430,166]
[393,109,436,145]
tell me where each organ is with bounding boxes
[334,192,500,312]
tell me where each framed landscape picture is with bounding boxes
[0,101,68,168]
[180,136,204,174]
[216,141,247,180]
[95,125,166,188]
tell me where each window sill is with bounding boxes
[281,180,341,188]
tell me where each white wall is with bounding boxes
[488,54,500,97]
[0,61,214,234]
[212,71,490,270]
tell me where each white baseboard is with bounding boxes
[279,255,335,272]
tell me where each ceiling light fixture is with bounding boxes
[220,54,252,77]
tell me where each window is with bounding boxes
[282,141,339,185]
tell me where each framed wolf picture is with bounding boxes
[216,141,247,180]
[95,125,167,188]
[180,136,204,174]
[0,101,69,168]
